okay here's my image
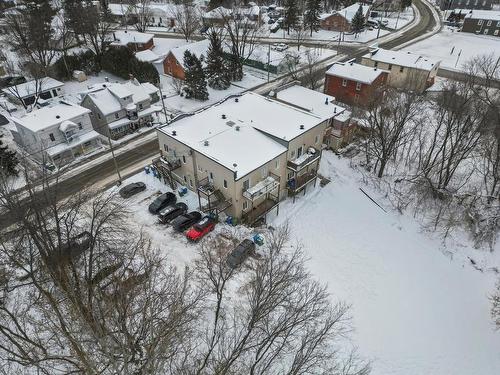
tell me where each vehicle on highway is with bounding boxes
[171,211,202,232]
[272,42,288,51]
[148,192,176,214]
[158,202,188,224]
[226,239,255,268]
[119,182,146,198]
[186,216,216,241]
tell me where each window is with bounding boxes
[223,179,227,188]
[139,103,143,110]
[484,29,489,34]
[209,172,214,181]
[495,30,499,36]
[97,113,101,119]
[342,79,347,87]
[115,113,119,119]
[243,201,248,210]
[291,150,295,158]
[478,19,483,25]
[315,134,320,144]
[182,155,186,163]
[287,171,294,180]
[399,66,404,73]
[78,123,83,130]
[374,61,378,68]
[497,21,500,27]
[49,133,55,142]
[354,93,360,102]
[275,159,280,169]
[297,146,303,157]
[163,144,169,152]
[261,166,268,178]
[487,20,492,26]
[355,82,362,91]
[198,165,202,171]
[189,178,193,187]
[183,176,187,182]
[388,64,392,70]
[243,179,249,191]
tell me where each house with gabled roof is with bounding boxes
[162,39,210,80]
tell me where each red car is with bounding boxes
[186,216,216,241]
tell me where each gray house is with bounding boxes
[80,79,161,140]
[461,10,500,36]
[439,0,493,10]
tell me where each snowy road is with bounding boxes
[270,153,500,375]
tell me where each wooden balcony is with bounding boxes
[287,147,320,172]
[153,156,181,171]
[242,196,279,226]
[242,172,280,201]
[287,170,317,194]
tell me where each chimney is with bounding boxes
[235,97,239,102]
[204,140,209,146]
[299,125,304,130]
[172,130,177,136]
[325,97,329,105]
[334,107,337,113]
[235,125,240,131]
[222,114,226,119]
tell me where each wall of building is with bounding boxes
[462,17,500,36]
[163,52,185,79]
[324,72,387,106]
[439,0,492,10]
[320,14,350,31]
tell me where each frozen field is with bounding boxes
[401,27,500,71]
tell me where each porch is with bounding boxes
[152,155,182,189]
[241,172,281,226]
[197,176,232,217]
[287,146,320,173]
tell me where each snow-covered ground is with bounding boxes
[401,27,500,71]
[117,150,500,375]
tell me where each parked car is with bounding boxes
[186,216,216,241]
[119,182,146,198]
[379,19,388,26]
[226,239,255,268]
[158,202,188,224]
[171,211,202,232]
[272,42,288,51]
[148,192,176,214]
[366,20,379,29]
[270,23,280,33]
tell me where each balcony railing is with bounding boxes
[152,156,181,171]
[242,172,280,201]
[287,170,317,193]
[287,147,320,172]
[242,196,279,226]
[197,176,216,196]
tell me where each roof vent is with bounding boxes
[56,115,60,119]
[222,114,226,119]
[334,108,337,113]
[325,97,329,105]
[172,130,177,136]
[204,140,209,146]
[233,163,237,168]
[235,97,239,102]
[235,125,240,131]
[299,125,304,130]
[226,120,235,127]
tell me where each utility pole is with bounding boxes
[267,42,271,82]
[107,134,122,185]
[158,82,169,124]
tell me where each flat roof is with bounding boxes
[363,48,440,71]
[12,102,90,132]
[275,85,346,120]
[326,61,387,84]
[464,10,500,21]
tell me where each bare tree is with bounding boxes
[364,88,422,178]
[3,76,47,110]
[171,0,201,42]
[130,0,153,32]
[491,280,500,330]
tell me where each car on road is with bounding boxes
[272,42,288,51]
[158,202,188,224]
[186,216,216,241]
[148,192,176,214]
[171,211,202,232]
[119,182,146,198]
[226,239,255,268]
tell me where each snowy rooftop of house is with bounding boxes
[108,3,134,16]
[275,85,346,121]
[363,48,440,71]
[2,77,64,99]
[203,6,232,19]
[464,9,500,20]
[111,30,154,46]
[135,49,162,63]
[12,102,90,132]
[146,3,179,15]
[169,39,210,63]
[336,3,371,22]
[326,62,387,84]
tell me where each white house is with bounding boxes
[11,101,102,167]
[2,78,65,107]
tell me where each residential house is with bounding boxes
[439,0,492,11]
[361,48,441,92]
[325,61,388,107]
[163,39,210,79]
[462,10,500,36]
[155,92,329,224]
[110,30,155,52]
[2,77,65,107]
[107,3,138,25]
[319,3,371,32]
[274,84,354,150]
[202,6,233,27]
[11,101,102,166]
[81,79,161,139]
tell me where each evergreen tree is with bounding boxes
[205,31,230,90]
[284,0,299,34]
[304,0,322,36]
[0,133,18,177]
[183,50,209,101]
[351,5,365,37]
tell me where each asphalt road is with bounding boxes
[0,0,437,230]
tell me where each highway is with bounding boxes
[0,0,439,230]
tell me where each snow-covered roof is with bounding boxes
[169,39,210,63]
[111,30,154,46]
[326,61,387,84]
[464,10,500,21]
[12,102,90,132]
[2,77,64,99]
[46,130,100,157]
[86,88,122,115]
[160,97,288,179]
[107,3,134,16]
[363,48,440,71]
[336,3,370,23]
[146,3,178,16]
[203,6,232,19]
[275,85,346,121]
[135,49,163,63]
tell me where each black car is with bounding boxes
[119,182,146,198]
[148,192,177,214]
[171,211,202,232]
[158,202,188,224]
[226,239,255,268]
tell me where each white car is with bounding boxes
[273,43,288,52]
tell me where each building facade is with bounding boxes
[439,0,493,10]
[2,78,65,107]
[162,39,210,79]
[462,10,500,36]
[319,3,371,32]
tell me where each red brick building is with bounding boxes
[324,61,388,107]
[162,39,210,80]
[319,3,371,32]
